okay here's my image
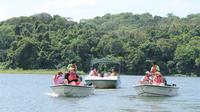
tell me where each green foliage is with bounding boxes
[0,12,200,76]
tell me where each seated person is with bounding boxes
[64,68,80,85]
[152,72,165,86]
[89,68,99,76]
[139,71,152,84]
[53,71,64,85]
[110,68,118,76]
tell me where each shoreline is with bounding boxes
[0,69,87,75]
[0,69,198,77]
[0,69,57,74]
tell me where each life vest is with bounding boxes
[153,75,163,84]
[151,65,158,73]
[68,72,78,82]
[54,74,63,84]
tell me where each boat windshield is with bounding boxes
[90,58,121,74]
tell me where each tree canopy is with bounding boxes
[0,12,200,76]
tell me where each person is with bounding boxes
[150,61,160,74]
[67,60,77,71]
[53,71,64,85]
[110,68,118,76]
[139,71,152,84]
[152,72,165,86]
[89,68,99,76]
[64,68,80,85]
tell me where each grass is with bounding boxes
[0,69,87,75]
[0,69,59,74]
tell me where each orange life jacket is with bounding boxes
[68,72,78,82]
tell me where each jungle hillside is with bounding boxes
[0,13,200,76]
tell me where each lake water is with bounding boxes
[0,74,199,112]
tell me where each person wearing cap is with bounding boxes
[67,60,77,71]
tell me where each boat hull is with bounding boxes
[85,76,120,89]
[134,84,179,96]
[50,84,94,97]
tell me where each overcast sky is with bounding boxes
[0,0,199,22]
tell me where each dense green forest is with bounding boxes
[0,12,200,76]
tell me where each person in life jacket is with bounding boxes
[150,61,160,74]
[139,71,153,84]
[67,60,77,71]
[152,72,165,86]
[64,68,80,85]
[53,71,64,85]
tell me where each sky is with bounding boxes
[0,0,199,22]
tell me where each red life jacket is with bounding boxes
[68,72,78,82]
[153,75,163,84]
[151,65,157,73]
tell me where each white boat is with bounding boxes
[85,75,120,89]
[50,84,94,97]
[85,58,121,89]
[134,84,179,96]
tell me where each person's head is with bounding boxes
[112,68,115,72]
[153,61,157,65]
[69,67,76,73]
[57,71,63,75]
[71,60,76,64]
[93,68,97,71]
[145,71,151,76]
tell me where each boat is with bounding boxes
[85,58,121,89]
[134,84,179,96]
[50,84,94,97]
[85,75,120,88]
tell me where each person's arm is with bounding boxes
[156,65,160,72]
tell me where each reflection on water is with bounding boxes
[0,74,199,112]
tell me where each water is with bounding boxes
[0,74,199,112]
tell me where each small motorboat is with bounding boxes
[85,58,121,89]
[85,75,120,89]
[134,84,179,96]
[50,84,94,97]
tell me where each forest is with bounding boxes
[0,12,199,76]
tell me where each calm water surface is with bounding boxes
[0,74,199,112]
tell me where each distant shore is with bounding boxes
[0,69,57,74]
[0,69,87,75]
[0,69,198,77]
